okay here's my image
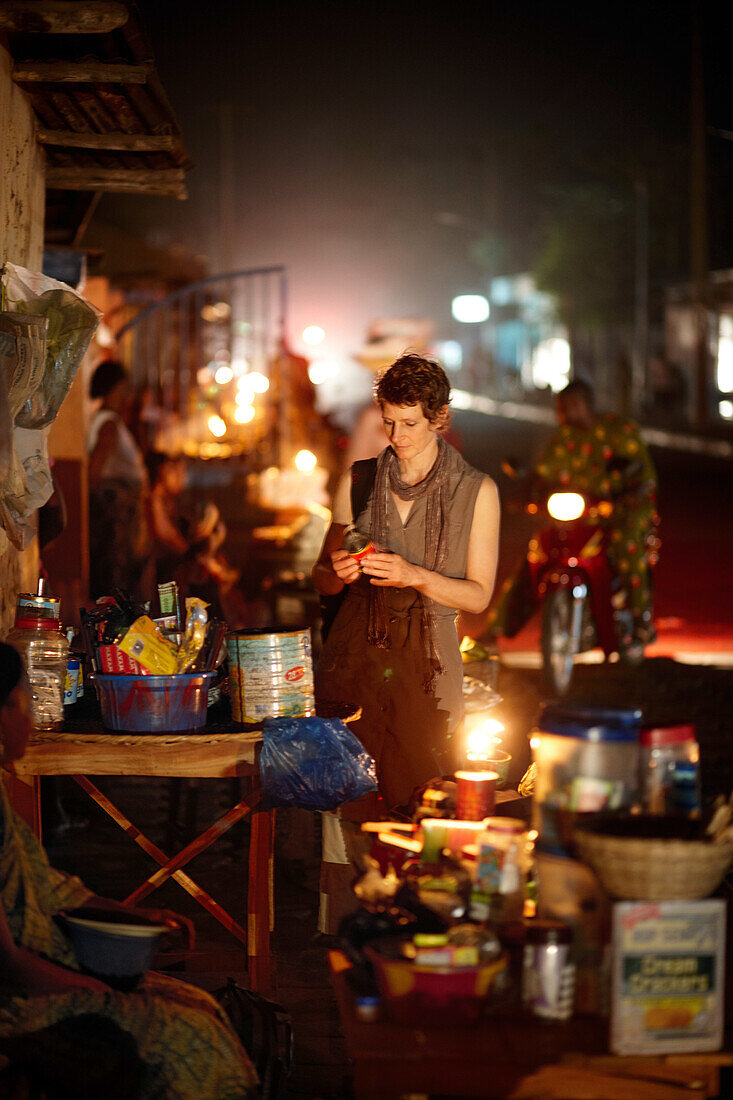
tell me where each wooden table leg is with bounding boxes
[71,774,251,947]
[248,806,275,992]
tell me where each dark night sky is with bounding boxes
[92,1,733,385]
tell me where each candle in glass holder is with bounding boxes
[455,770,498,820]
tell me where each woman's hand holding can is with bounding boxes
[330,548,362,585]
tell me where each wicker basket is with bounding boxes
[573,830,733,901]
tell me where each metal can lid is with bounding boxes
[537,702,641,742]
[343,527,371,554]
[639,724,696,747]
[524,919,573,945]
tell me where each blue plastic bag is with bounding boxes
[260,717,377,811]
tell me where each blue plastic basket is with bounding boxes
[91,672,215,733]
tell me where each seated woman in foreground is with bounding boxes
[0,642,257,1100]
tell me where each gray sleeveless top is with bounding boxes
[352,442,485,727]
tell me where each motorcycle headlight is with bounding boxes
[547,491,586,521]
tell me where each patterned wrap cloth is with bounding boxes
[0,777,257,1099]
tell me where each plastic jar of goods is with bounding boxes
[639,724,700,816]
[6,616,69,730]
[522,919,575,1021]
[471,817,527,925]
[531,704,641,855]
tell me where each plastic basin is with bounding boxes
[91,672,215,733]
[59,910,168,990]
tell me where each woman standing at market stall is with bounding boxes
[312,354,500,933]
[87,360,150,601]
[0,642,257,1098]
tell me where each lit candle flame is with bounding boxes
[466,716,504,761]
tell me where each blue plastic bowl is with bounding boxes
[91,672,215,733]
[59,911,168,991]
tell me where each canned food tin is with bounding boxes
[342,527,375,562]
[64,659,80,706]
[522,919,576,1021]
[227,628,316,724]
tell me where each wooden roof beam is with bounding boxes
[13,61,151,84]
[38,128,175,151]
[45,165,187,198]
[0,2,129,35]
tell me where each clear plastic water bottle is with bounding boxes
[6,616,69,730]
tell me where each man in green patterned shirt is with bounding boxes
[487,379,658,648]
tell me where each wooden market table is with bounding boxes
[4,703,358,993]
[6,717,275,989]
[330,951,733,1100]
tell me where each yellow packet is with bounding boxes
[117,615,178,675]
[459,636,490,664]
[175,598,209,673]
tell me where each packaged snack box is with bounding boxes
[611,899,725,1055]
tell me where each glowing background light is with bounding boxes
[717,316,733,392]
[466,717,504,760]
[437,339,463,371]
[208,415,226,437]
[248,371,270,393]
[531,336,571,392]
[307,360,337,385]
[294,449,317,472]
[234,405,255,424]
[201,301,231,323]
[235,389,253,406]
[214,364,234,385]
[547,492,585,521]
[719,399,733,420]
[451,294,490,323]
[302,325,326,346]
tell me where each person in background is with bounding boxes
[312,354,500,934]
[174,501,254,628]
[0,642,257,1099]
[145,450,188,587]
[87,360,150,602]
[486,378,658,647]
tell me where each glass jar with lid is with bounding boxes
[6,616,69,730]
[639,724,700,816]
[531,704,641,856]
[471,816,527,925]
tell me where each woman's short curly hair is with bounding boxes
[374,353,451,427]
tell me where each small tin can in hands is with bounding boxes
[343,526,375,563]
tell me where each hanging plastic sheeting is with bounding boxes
[0,262,100,553]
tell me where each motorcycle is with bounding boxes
[503,459,656,697]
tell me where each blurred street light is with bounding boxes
[214,364,234,385]
[295,449,317,472]
[208,414,227,437]
[248,371,270,393]
[452,294,490,323]
[302,325,326,345]
[308,359,337,385]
